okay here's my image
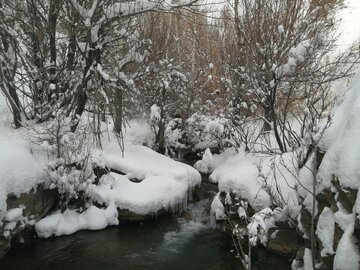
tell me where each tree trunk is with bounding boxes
[113,89,123,134]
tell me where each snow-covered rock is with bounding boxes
[36,141,201,237]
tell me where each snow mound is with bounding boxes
[35,203,118,238]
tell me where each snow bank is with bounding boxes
[0,95,46,220]
[318,76,360,190]
[35,203,118,238]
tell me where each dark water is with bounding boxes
[0,216,290,270]
[0,218,235,270]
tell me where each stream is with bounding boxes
[0,199,290,270]
[0,161,291,269]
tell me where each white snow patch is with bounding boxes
[303,248,314,270]
[5,208,23,222]
[315,207,335,256]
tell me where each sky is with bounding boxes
[338,0,360,50]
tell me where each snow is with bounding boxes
[298,152,318,215]
[91,172,188,215]
[318,76,360,190]
[35,203,119,238]
[54,136,200,234]
[194,148,237,174]
[210,193,226,220]
[36,141,201,237]
[315,207,335,256]
[5,208,23,222]
[150,104,161,123]
[194,148,214,174]
[208,149,299,211]
[0,95,46,220]
[303,248,314,270]
[123,118,154,147]
[247,207,276,245]
[95,143,201,189]
[209,153,270,210]
[333,216,360,270]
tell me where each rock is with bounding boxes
[0,236,10,259]
[268,227,303,258]
[0,185,57,259]
[336,188,358,213]
[316,188,338,215]
[6,185,58,220]
[117,208,169,222]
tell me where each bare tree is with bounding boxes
[225,0,357,153]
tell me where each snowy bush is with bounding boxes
[30,112,95,206]
[185,114,227,151]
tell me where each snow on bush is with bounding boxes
[123,118,154,147]
[30,114,95,204]
[209,149,299,212]
[185,114,226,150]
[247,208,276,246]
